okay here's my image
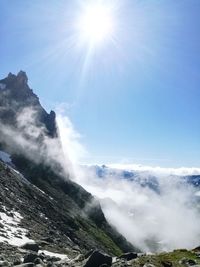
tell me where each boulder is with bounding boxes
[0,261,10,267]
[118,252,138,261]
[13,258,23,265]
[193,246,200,252]
[161,261,173,267]
[21,242,39,252]
[85,250,95,259]
[83,250,112,267]
[187,260,196,266]
[179,258,196,266]
[34,258,43,264]
[23,253,38,263]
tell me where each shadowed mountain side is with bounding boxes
[0,71,135,255]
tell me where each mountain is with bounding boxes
[0,71,135,265]
[0,161,200,267]
[0,71,57,138]
[0,71,200,266]
[86,164,200,191]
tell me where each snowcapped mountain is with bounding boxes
[84,164,200,191]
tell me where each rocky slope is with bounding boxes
[0,71,134,265]
[1,158,200,267]
[0,71,200,267]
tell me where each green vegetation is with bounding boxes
[77,217,122,256]
[88,223,123,256]
[132,249,200,267]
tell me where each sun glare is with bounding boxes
[77,3,115,46]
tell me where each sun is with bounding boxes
[77,3,115,46]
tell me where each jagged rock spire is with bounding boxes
[17,70,28,85]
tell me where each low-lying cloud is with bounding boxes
[72,164,200,252]
[108,163,200,177]
[1,106,200,253]
[56,114,200,252]
[0,107,72,176]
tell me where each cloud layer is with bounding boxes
[72,165,200,252]
[1,106,200,253]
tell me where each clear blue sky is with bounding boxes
[0,0,200,167]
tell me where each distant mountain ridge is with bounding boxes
[85,164,200,191]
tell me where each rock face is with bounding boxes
[0,71,57,137]
[0,71,134,264]
[21,243,39,253]
[118,252,138,261]
[0,81,200,267]
[83,250,112,267]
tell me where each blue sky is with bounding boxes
[0,0,200,167]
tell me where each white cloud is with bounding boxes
[1,106,200,253]
[55,116,200,252]
[72,164,200,252]
[108,163,200,176]
[56,114,87,166]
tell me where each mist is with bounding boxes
[1,107,200,253]
[70,164,200,252]
[0,107,72,176]
[56,113,200,253]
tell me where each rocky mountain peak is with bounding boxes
[7,72,16,79]
[0,70,136,264]
[16,70,28,85]
[0,71,57,138]
[0,70,32,99]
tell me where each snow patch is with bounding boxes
[0,208,33,246]
[32,185,46,195]
[39,250,69,260]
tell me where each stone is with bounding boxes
[193,246,200,252]
[83,250,112,267]
[118,252,138,261]
[15,264,34,267]
[41,237,54,243]
[13,259,23,265]
[179,258,196,266]
[0,261,10,267]
[21,242,39,252]
[85,250,95,259]
[187,260,196,266]
[161,261,173,267]
[143,264,156,267]
[34,258,43,264]
[23,253,38,263]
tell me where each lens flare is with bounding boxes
[77,3,115,46]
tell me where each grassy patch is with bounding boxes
[132,249,200,267]
[88,224,122,256]
[77,217,122,256]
